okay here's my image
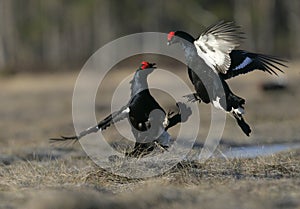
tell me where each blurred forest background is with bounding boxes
[0,0,299,72]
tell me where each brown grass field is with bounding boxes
[0,60,299,209]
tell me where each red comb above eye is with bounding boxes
[168,31,175,41]
[141,61,149,70]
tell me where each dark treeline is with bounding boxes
[0,0,299,72]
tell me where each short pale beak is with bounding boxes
[149,63,156,68]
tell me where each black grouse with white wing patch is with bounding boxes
[168,21,286,136]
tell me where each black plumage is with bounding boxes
[167,21,285,136]
[50,62,191,157]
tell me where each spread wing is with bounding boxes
[221,50,287,79]
[165,102,192,130]
[194,21,244,74]
[49,105,129,142]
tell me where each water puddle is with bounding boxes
[215,143,300,159]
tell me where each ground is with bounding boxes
[0,60,299,209]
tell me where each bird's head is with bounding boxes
[167,31,177,45]
[130,61,156,93]
[167,31,195,45]
[139,61,156,71]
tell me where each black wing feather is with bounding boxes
[222,50,287,80]
[49,105,129,142]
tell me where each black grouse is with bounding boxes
[167,21,286,136]
[50,61,191,157]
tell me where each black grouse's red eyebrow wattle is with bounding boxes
[141,61,150,70]
[168,31,175,41]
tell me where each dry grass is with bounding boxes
[0,61,300,208]
[0,150,299,209]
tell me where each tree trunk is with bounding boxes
[284,0,300,58]
[256,0,275,54]
[0,1,18,69]
[233,0,255,50]
[0,1,6,69]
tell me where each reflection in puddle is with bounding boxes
[216,143,300,159]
